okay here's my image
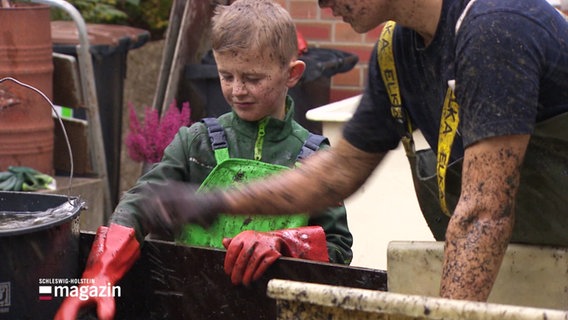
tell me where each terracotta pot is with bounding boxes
[0,3,53,100]
[0,3,54,175]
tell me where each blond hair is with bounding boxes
[211,0,298,67]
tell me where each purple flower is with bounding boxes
[125,101,192,163]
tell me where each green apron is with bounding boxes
[178,118,320,248]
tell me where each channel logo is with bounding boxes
[39,286,52,301]
[0,282,10,308]
[38,283,121,301]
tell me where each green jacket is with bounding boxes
[112,99,353,265]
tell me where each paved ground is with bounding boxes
[340,131,435,270]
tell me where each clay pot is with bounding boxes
[0,3,53,99]
[0,3,54,175]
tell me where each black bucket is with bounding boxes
[0,191,84,319]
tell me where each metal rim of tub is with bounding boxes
[0,191,84,236]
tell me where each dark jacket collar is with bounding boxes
[230,96,297,142]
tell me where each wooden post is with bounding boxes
[154,0,220,117]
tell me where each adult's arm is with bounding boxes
[440,134,530,301]
[137,137,386,239]
[224,138,386,217]
[111,126,198,241]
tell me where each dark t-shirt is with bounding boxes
[344,0,568,161]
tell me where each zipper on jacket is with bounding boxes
[254,118,269,161]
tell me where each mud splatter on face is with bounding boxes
[343,4,353,14]
[213,46,292,121]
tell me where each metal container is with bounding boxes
[0,3,53,100]
[0,4,54,175]
[0,77,55,175]
[0,191,83,320]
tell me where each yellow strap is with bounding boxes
[436,88,460,217]
[377,21,459,217]
[378,21,401,109]
[378,21,414,156]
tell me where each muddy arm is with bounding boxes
[224,138,385,216]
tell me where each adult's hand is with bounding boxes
[139,180,227,237]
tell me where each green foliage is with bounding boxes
[51,0,172,39]
[122,0,173,39]
[51,0,129,24]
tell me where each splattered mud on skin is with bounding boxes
[441,142,525,301]
[225,140,384,216]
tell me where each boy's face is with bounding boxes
[214,49,301,122]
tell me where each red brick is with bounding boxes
[320,44,374,64]
[332,67,361,87]
[364,23,385,44]
[275,0,287,9]
[329,89,362,103]
[334,23,363,43]
[287,1,382,94]
[289,1,320,19]
[296,22,332,41]
[320,7,338,20]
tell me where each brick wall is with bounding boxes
[277,1,567,104]
[276,0,383,103]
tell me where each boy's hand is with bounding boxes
[222,227,329,286]
[139,181,226,236]
[222,231,283,286]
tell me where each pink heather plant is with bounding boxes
[126,101,192,163]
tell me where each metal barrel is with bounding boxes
[0,3,54,175]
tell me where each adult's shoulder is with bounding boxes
[461,0,560,31]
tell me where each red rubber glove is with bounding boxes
[54,223,140,320]
[222,226,328,286]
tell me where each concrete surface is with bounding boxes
[267,279,568,319]
[307,97,435,270]
[388,241,568,310]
